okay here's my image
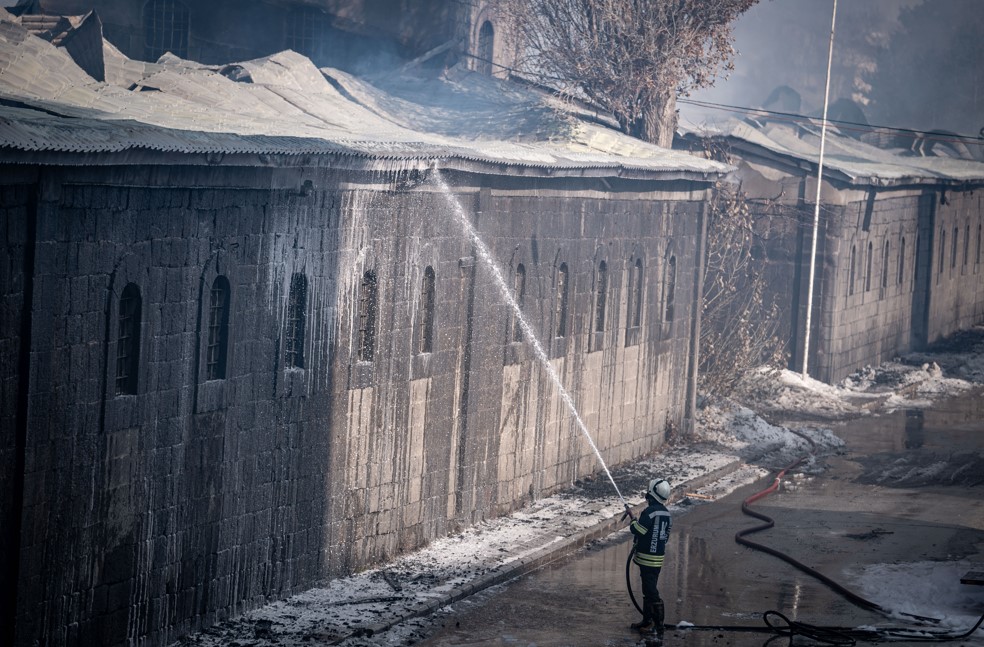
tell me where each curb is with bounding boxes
[335,458,747,643]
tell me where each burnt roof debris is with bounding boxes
[9,7,105,81]
[679,115,984,189]
[0,9,728,180]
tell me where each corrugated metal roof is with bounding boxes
[681,117,984,187]
[0,12,728,179]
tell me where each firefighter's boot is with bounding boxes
[631,600,655,634]
[652,600,665,640]
[630,615,655,634]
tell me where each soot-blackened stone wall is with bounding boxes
[816,192,923,382]
[7,162,708,646]
[814,188,984,382]
[319,172,707,575]
[479,180,703,508]
[14,164,342,646]
[1,170,35,646]
[924,190,984,343]
[737,157,984,384]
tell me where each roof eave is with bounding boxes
[0,146,726,184]
[716,135,984,191]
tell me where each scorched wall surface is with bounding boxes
[924,189,984,344]
[817,192,923,382]
[1,162,707,646]
[817,188,984,383]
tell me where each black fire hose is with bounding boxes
[622,435,984,643]
[625,544,643,614]
[735,434,940,625]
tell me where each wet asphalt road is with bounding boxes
[413,390,984,647]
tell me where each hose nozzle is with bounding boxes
[620,502,635,523]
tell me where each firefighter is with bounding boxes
[629,478,672,638]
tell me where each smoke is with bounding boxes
[685,0,982,137]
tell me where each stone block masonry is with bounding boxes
[738,163,984,384]
[0,163,710,646]
[815,189,984,383]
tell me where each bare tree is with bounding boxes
[699,182,788,399]
[496,0,758,147]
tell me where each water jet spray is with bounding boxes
[431,163,631,514]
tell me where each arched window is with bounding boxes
[285,5,327,59]
[358,270,378,362]
[977,224,982,265]
[964,224,970,266]
[206,275,231,380]
[881,240,890,289]
[914,235,921,283]
[143,0,189,61]
[628,258,644,328]
[417,267,436,354]
[898,237,906,285]
[555,263,569,338]
[939,229,946,275]
[116,283,142,395]
[477,20,494,76]
[865,241,873,292]
[594,261,608,333]
[285,273,307,368]
[663,255,677,322]
[511,263,526,343]
[849,245,856,296]
[952,226,959,269]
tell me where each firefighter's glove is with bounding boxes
[621,504,636,523]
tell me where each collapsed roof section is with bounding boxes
[679,117,984,190]
[0,9,728,181]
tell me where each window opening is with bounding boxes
[881,240,890,289]
[977,224,982,265]
[477,20,494,75]
[358,270,378,362]
[938,229,945,275]
[555,263,569,338]
[628,258,644,328]
[914,235,920,283]
[898,237,906,285]
[143,0,189,61]
[594,261,608,333]
[964,224,970,266]
[206,275,231,380]
[865,241,873,292]
[512,263,526,342]
[417,267,435,354]
[952,226,959,269]
[849,245,856,295]
[285,273,307,368]
[116,283,142,395]
[663,256,676,322]
[285,5,326,59]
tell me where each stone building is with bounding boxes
[0,12,726,646]
[680,118,984,383]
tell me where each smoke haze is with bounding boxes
[685,0,984,137]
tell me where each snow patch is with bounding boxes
[849,561,984,635]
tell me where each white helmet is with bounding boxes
[647,478,671,504]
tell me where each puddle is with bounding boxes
[415,389,984,646]
[834,387,984,455]
[833,387,984,488]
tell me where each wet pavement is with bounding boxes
[173,382,984,647]
[413,389,984,647]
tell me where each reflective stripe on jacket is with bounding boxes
[630,502,671,568]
